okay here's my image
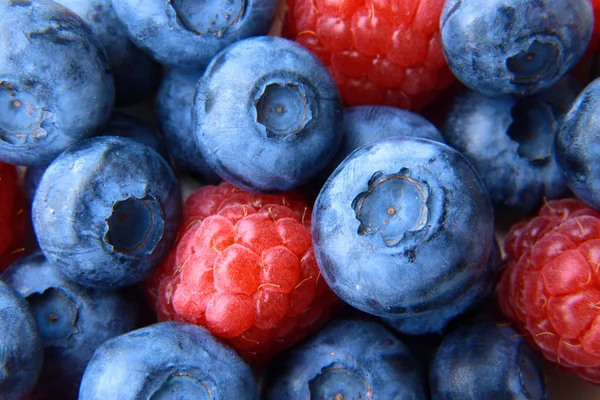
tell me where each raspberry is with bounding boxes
[0,162,26,271]
[497,198,600,384]
[146,183,342,363]
[281,0,455,111]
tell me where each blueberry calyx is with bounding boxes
[352,170,430,247]
[254,81,313,138]
[0,80,50,144]
[169,0,246,38]
[148,370,213,400]
[308,363,373,400]
[27,288,79,348]
[104,195,165,256]
[506,37,561,89]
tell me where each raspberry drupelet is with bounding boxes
[146,183,342,363]
[498,198,600,384]
[281,0,455,111]
[0,162,26,271]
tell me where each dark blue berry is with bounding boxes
[32,136,182,289]
[194,36,343,193]
[111,0,279,69]
[430,318,548,400]
[265,318,427,399]
[443,76,580,215]
[0,280,42,400]
[440,0,593,96]
[156,68,220,184]
[556,77,600,210]
[0,0,114,166]
[79,321,259,399]
[312,137,494,321]
[2,251,141,399]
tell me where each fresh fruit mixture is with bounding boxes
[1,0,600,398]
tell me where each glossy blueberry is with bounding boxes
[79,321,259,399]
[194,36,343,193]
[444,76,580,215]
[1,251,140,400]
[556,78,600,210]
[382,235,502,335]
[430,318,548,400]
[440,0,593,96]
[0,280,43,400]
[265,318,427,399]
[24,112,168,201]
[32,136,182,289]
[312,137,494,319]
[55,0,161,107]
[111,0,279,69]
[156,68,220,184]
[0,0,114,166]
[320,105,445,181]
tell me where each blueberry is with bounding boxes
[443,76,580,215]
[320,105,445,181]
[32,136,182,289]
[264,318,427,399]
[312,137,494,320]
[440,0,593,96]
[0,280,43,400]
[24,112,169,202]
[0,0,114,166]
[430,317,548,399]
[382,235,503,335]
[1,251,141,399]
[156,68,220,184]
[556,77,600,210]
[111,0,279,69]
[54,0,161,107]
[194,36,343,193]
[79,321,259,399]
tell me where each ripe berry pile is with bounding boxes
[1,0,600,398]
[146,183,342,362]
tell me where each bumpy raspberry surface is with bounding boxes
[588,0,600,55]
[498,198,600,384]
[0,162,26,271]
[146,183,342,362]
[281,0,455,111]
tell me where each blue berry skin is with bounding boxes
[264,318,427,399]
[444,76,580,216]
[194,36,344,193]
[79,321,259,400]
[321,105,445,180]
[0,0,114,166]
[382,235,502,335]
[156,68,221,184]
[312,137,494,319]
[429,318,548,400]
[32,136,182,289]
[1,251,141,400]
[54,0,161,107]
[556,78,600,210]
[24,112,168,201]
[0,280,43,400]
[440,0,593,96]
[111,0,279,69]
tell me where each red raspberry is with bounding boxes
[281,0,455,111]
[498,198,600,384]
[0,162,26,271]
[146,182,342,363]
[588,0,600,55]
